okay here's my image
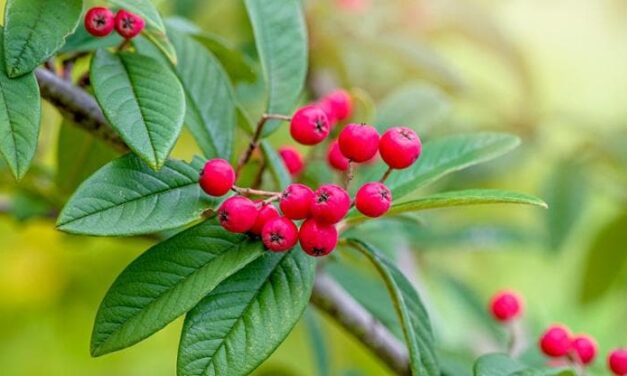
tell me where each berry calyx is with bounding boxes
[199,159,235,197]
[84,7,115,37]
[311,184,351,224]
[250,203,280,235]
[609,348,627,375]
[327,140,350,171]
[114,9,145,39]
[280,184,314,220]
[355,182,392,218]
[299,218,338,257]
[321,89,353,123]
[262,217,299,252]
[488,290,523,322]
[539,325,572,357]
[278,146,305,177]
[571,335,597,365]
[217,196,258,233]
[290,105,330,145]
[379,127,422,169]
[338,123,380,162]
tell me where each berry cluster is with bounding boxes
[84,7,145,40]
[199,89,422,257]
[488,290,626,374]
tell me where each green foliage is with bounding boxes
[473,354,574,376]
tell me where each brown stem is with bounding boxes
[235,114,291,176]
[379,167,393,183]
[117,39,131,52]
[344,161,354,190]
[232,186,279,197]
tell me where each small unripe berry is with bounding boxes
[84,7,115,37]
[114,9,145,39]
[199,159,235,197]
[379,127,422,169]
[299,218,338,257]
[571,335,597,365]
[489,290,523,322]
[327,140,350,171]
[278,146,305,177]
[262,217,299,252]
[280,184,314,220]
[250,203,279,235]
[355,182,392,218]
[539,325,572,357]
[311,184,351,224]
[609,348,627,375]
[321,89,353,122]
[217,196,258,233]
[338,123,380,162]
[290,105,330,145]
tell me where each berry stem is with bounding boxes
[379,167,393,183]
[506,322,516,355]
[232,186,279,197]
[344,161,354,190]
[116,39,131,52]
[235,113,291,175]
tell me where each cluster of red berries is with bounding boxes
[488,290,627,374]
[84,7,145,39]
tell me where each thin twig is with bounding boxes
[380,167,393,183]
[235,113,291,175]
[232,186,279,197]
[344,161,354,190]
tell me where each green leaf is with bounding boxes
[304,309,332,376]
[346,239,439,376]
[178,250,316,376]
[57,154,213,236]
[90,49,185,169]
[3,0,82,77]
[91,221,264,356]
[194,33,257,84]
[347,190,546,224]
[262,140,292,190]
[473,354,574,376]
[108,0,177,64]
[245,0,308,136]
[0,28,41,180]
[167,27,235,159]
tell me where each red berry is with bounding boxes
[280,184,314,220]
[318,99,337,127]
[323,89,353,121]
[311,184,351,224]
[84,7,115,37]
[290,105,330,145]
[278,146,305,177]
[379,127,422,169]
[114,9,145,39]
[571,335,597,365]
[262,217,299,252]
[299,218,338,257]
[327,140,350,171]
[539,325,572,357]
[199,159,235,197]
[217,196,258,233]
[250,203,279,235]
[355,182,391,218]
[338,123,380,162]
[609,348,627,375]
[489,290,523,322]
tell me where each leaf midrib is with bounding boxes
[6,0,46,75]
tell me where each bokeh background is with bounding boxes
[1,0,626,375]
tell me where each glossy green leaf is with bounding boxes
[194,33,257,83]
[90,49,185,169]
[3,0,82,77]
[57,154,213,236]
[347,239,439,376]
[245,0,308,136]
[262,140,292,190]
[178,250,316,376]
[0,28,41,180]
[91,221,264,356]
[473,353,574,376]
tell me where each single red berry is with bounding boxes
[571,335,597,365]
[338,123,380,162]
[489,290,523,322]
[250,203,280,235]
[355,182,392,218]
[199,159,235,197]
[323,89,353,121]
[609,348,627,375]
[280,184,314,220]
[261,217,299,252]
[311,184,351,224]
[290,105,330,145]
[217,196,258,233]
[114,9,145,39]
[379,127,422,169]
[84,7,115,37]
[278,146,305,177]
[299,218,338,257]
[327,140,350,171]
[539,325,572,357]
